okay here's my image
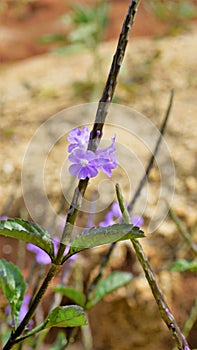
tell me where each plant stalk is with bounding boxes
[116,184,190,350]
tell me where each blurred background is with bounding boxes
[0,1,197,349]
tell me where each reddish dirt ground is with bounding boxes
[1,0,197,63]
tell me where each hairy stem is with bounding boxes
[116,184,190,350]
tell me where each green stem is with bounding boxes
[3,264,60,350]
[116,184,190,350]
[182,297,197,338]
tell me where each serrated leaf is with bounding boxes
[44,305,86,328]
[0,259,26,328]
[169,259,197,272]
[0,218,54,259]
[86,271,133,310]
[68,224,144,254]
[53,285,86,307]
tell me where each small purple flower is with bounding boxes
[18,295,31,322]
[67,126,90,153]
[99,201,144,228]
[95,136,118,177]
[0,216,7,221]
[99,211,114,227]
[67,127,118,180]
[5,295,33,328]
[131,215,144,227]
[111,202,122,218]
[68,149,98,179]
[27,243,52,264]
[27,238,72,265]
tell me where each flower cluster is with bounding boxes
[5,295,33,329]
[99,201,144,227]
[67,126,118,179]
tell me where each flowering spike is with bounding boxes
[67,127,118,180]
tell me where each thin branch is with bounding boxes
[182,297,197,338]
[116,184,190,350]
[127,89,174,212]
[169,207,197,256]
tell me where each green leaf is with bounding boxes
[44,305,86,328]
[169,259,197,272]
[67,224,144,256]
[21,306,86,340]
[0,259,26,328]
[53,285,86,307]
[86,271,133,310]
[0,218,54,259]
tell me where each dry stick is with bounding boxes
[169,207,197,256]
[3,2,141,349]
[87,90,174,295]
[116,184,190,350]
[128,89,174,212]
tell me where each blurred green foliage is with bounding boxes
[39,1,109,55]
[146,0,197,34]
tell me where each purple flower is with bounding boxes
[68,149,98,179]
[27,238,60,265]
[27,238,72,265]
[0,216,8,221]
[131,215,144,227]
[18,295,31,322]
[67,127,118,180]
[99,201,144,228]
[5,295,33,328]
[95,136,118,177]
[27,243,52,264]
[67,126,90,153]
[99,211,114,227]
[111,202,122,218]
